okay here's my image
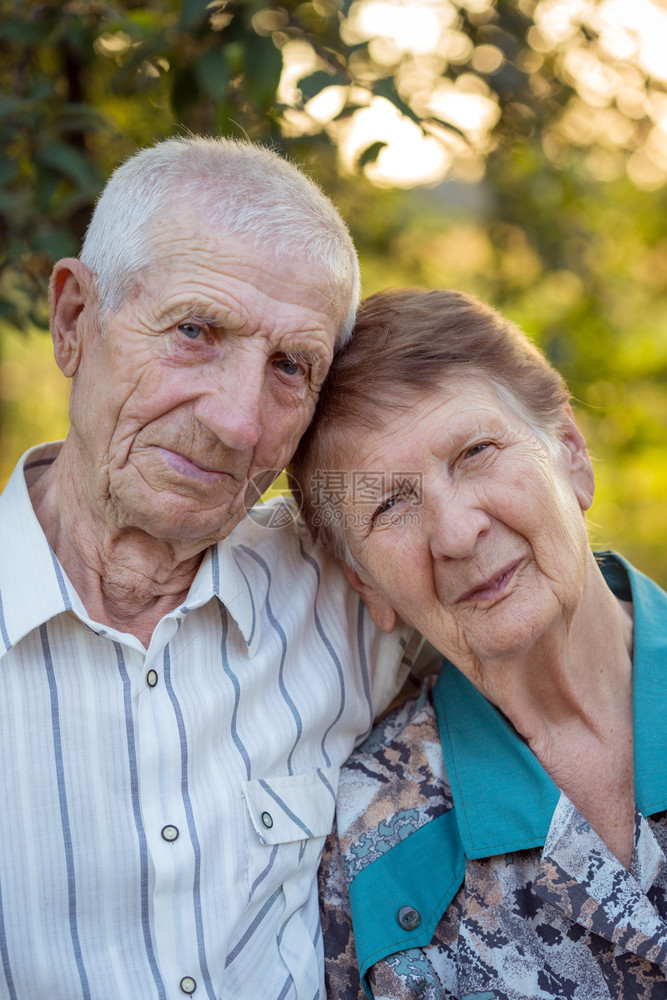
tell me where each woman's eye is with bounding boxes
[465,442,489,459]
[179,322,204,340]
[372,479,421,525]
[372,495,409,526]
[375,497,397,519]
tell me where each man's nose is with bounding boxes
[427,489,491,561]
[194,360,263,451]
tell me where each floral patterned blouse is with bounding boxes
[319,554,667,999]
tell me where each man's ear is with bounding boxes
[341,562,398,634]
[49,258,96,378]
[559,403,595,512]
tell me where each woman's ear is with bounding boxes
[49,259,95,378]
[341,562,398,634]
[559,403,595,511]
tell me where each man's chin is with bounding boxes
[110,483,245,550]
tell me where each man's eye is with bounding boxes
[274,356,302,377]
[179,322,204,340]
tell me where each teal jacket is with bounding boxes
[340,553,667,993]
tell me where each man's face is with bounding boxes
[68,216,344,550]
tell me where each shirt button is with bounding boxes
[261,811,274,829]
[161,825,179,842]
[180,976,197,994]
[146,669,158,688]
[397,905,421,931]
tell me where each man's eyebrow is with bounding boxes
[287,344,332,374]
[155,300,236,326]
[154,303,334,367]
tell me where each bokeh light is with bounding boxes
[286,0,667,188]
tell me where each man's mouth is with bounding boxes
[160,447,234,482]
[455,558,523,604]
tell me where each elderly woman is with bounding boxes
[290,288,667,1000]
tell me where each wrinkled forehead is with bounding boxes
[140,207,346,324]
[323,374,478,463]
[311,374,559,510]
[142,206,278,276]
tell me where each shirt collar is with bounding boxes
[433,552,667,860]
[185,535,261,653]
[0,444,260,655]
[0,444,81,653]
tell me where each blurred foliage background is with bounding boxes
[1,0,666,583]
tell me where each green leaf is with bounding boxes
[34,144,100,190]
[53,103,114,136]
[123,8,167,33]
[0,160,18,187]
[243,34,284,110]
[179,0,213,31]
[0,97,24,118]
[171,65,200,117]
[34,168,62,214]
[425,116,467,142]
[0,19,49,43]
[357,140,387,169]
[195,46,230,101]
[0,297,27,331]
[372,78,423,129]
[298,69,347,103]
[33,226,77,260]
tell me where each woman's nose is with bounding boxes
[427,490,492,561]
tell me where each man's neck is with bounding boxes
[27,445,206,648]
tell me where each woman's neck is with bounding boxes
[474,554,636,868]
[475,555,634,741]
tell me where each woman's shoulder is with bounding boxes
[324,679,465,994]
[335,677,454,880]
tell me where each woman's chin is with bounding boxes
[429,600,558,669]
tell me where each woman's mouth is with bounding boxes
[456,559,523,604]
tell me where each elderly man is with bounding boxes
[0,138,416,1000]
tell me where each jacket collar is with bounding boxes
[532,792,667,972]
[434,552,667,860]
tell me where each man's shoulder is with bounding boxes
[227,498,339,576]
[219,497,359,635]
[0,444,70,655]
[223,498,420,716]
[0,444,56,554]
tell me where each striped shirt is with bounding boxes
[0,443,418,1000]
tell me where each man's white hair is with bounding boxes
[80,136,360,345]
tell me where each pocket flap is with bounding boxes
[243,768,339,845]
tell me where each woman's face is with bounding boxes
[335,376,595,668]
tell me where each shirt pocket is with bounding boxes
[242,768,339,898]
